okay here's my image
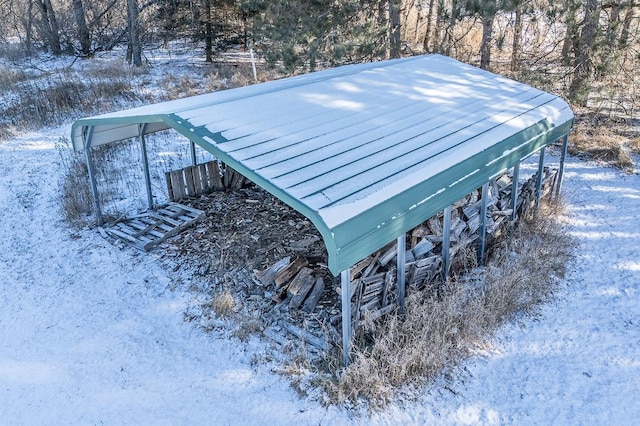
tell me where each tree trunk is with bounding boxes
[480,3,497,70]
[25,0,34,54]
[561,0,579,66]
[619,0,638,47]
[35,0,62,54]
[389,0,402,58]
[127,0,142,66]
[72,0,91,57]
[511,2,523,71]
[204,0,213,62]
[423,0,437,52]
[44,0,61,54]
[444,0,459,55]
[569,0,602,106]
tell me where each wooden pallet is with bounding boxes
[165,160,247,200]
[103,203,205,250]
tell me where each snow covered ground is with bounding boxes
[1,91,639,423]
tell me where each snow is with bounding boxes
[1,55,639,423]
[2,126,639,424]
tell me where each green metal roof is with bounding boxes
[72,54,574,275]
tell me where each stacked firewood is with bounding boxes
[254,256,326,314]
[517,166,559,218]
[255,167,559,349]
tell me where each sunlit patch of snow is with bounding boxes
[569,230,640,239]
[0,360,68,384]
[616,261,640,272]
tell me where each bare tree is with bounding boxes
[561,0,580,66]
[619,0,638,47]
[569,0,602,105]
[72,0,91,56]
[423,0,437,52]
[510,0,523,71]
[479,0,497,69]
[127,0,142,66]
[389,0,401,58]
[35,0,61,54]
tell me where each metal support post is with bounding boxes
[190,140,197,166]
[139,124,153,210]
[83,126,103,226]
[396,233,406,315]
[340,269,352,367]
[510,162,520,221]
[555,135,569,201]
[442,205,452,279]
[478,183,489,264]
[535,146,546,213]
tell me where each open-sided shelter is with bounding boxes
[72,54,574,364]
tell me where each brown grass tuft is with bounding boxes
[569,121,637,171]
[210,290,236,318]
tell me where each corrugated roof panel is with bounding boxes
[72,54,574,275]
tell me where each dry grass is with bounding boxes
[569,123,637,171]
[56,137,94,228]
[320,201,575,407]
[0,60,146,141]
[158,60,280,101]
[0,65,28,86]
[210,290,236,318]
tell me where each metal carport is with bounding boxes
[72,54,574,365]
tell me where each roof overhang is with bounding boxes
[72,54,574,275]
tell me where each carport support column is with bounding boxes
[478,182,489,264]
[396,233,406,315]
[442,205,452,280]
[190,141,197,166]
[341,269,351,367]
[511,163,520,221]
[555,135,569,201]
[139,124,153,209]
[83,126,103,226]
[535,146,546,213]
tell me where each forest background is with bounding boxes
[1,0,638,111]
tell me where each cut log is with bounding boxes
[255,257,290,286]
[378,245,397,267]
[274,257,308,287]
[351,255,375,278]
[289,273,316,310]
[286,267,313,296]
[302,278,325,313]
[271,286,288,303]
[362,252,381,277]
[411,238,434,259]
[282,323,327,351]
[427,216,443,236]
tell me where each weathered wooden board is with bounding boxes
[166,160,249,201]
